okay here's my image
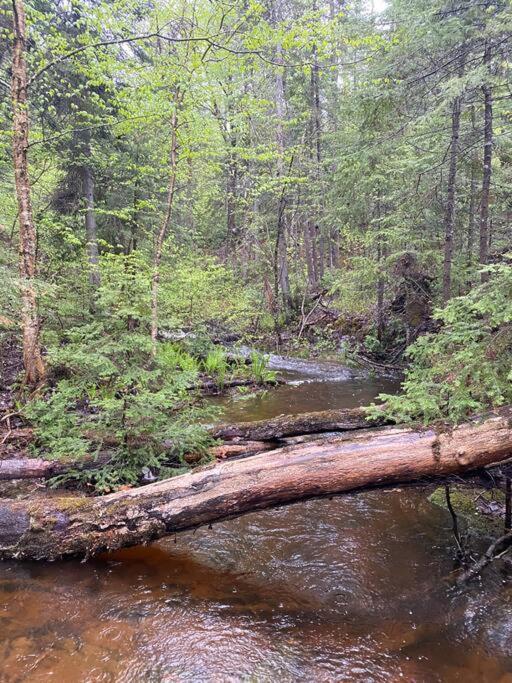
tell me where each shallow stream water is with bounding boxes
[1,356,511,682]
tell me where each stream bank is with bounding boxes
[0,353,511,680]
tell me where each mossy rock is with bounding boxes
[429,485,507,538]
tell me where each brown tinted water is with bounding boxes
[1,358,511,682]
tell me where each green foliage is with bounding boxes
[158,343,200,376]
[203,347,228,387]
[160,255,258,335]
[3,0,512,504]
[370,263,512,424]
[248,351,277,385]
[24,253,216,492]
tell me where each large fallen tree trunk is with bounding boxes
[1,408,512,561]
[0,452,115,481]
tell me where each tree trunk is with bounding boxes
[466,105,477,273]
[375,192,385,341]
[81,157,100,288]
[305,220,318,288]
[226,133,238,247]
[210,406,382,441]
[376,236,385,341]
[151,101,179,351]
[1,408,512,561]
[310,5,324,277]
[0,407,383,482]
[11,0,46,386]
[271,1,291,312]
[479,41,493,281]
[442,89,462,303]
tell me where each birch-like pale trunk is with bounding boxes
[11,0,46,386]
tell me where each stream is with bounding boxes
[1,356,511,681]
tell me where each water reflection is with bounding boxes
[211,370,399,422]
[1,490,511,681]
[0,364,510,681]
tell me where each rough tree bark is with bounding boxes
[271,0,291,312]
[11,0,46,386]
[1,408,512,561]
[210,406,382,441]
[0,407,383,481]
[151,98,180,351]
[81,138,100,288]
[479,41,493,282]
[466,105,477,274]
[442,84,462,303]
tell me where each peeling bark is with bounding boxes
[11,0,46,386]
[0,408,380,481]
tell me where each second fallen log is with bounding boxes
[210,406,384,441]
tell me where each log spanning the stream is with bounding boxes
[1,408,512,561]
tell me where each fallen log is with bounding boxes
[0,452,115,481]
[210,406,385,441]
[0,440,276,480]
[1,407,512,561]
[0,407,382,481]
[198,376,283,393]
[207,440,277,460]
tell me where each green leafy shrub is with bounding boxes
[160,254,258,334]
[248,351,277,385]
[203,347,228,387]
[24,252,216,492]
[370,262,512,424]
[158,342,200,376]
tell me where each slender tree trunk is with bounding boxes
[442,90,462,303]
[376,237,385,342]
[479,41,493,281]
[465,106,478,290]
[271,1,291,312]
[151,103,179,351]
[310,20,325,278]
[467,162,477,261]
[11,0,46,386]
[304,220,317,288]
[81,148,100,288]
[226,133,238,248]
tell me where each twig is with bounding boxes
[298,295,322,340]
[456,530,512,586]
[0,416,12,445]
[445,484,467,563]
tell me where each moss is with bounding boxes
[58,496,89,512]
[429,485,506,537]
